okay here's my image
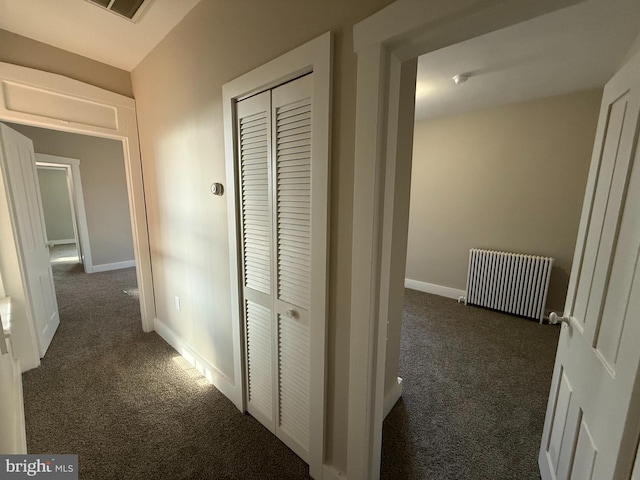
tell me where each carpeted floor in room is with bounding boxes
[381,288,560,480]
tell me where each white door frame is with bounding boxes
[346,0,590,478]
[0,62,156,370]
[35,154,94,272]
[223,32,332,479]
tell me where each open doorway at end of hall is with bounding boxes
[35,162,81,267]
[7,122,137,269]
[2,122,140,357]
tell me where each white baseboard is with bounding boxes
[405,279,465,300]
[48,239,75,246]
[153,317,238,405]
[91,260,136,273]
[383,376,403,419]
[323,464,347,480]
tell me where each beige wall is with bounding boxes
[131,0,394,470]
[405,89,603,313]
[0,29,132,98]
[37,168,75,243]
[622,31,640,67]
[7,124,134,267]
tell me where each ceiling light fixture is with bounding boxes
[453,74,469,85]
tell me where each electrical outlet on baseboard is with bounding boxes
[174,296,181,311]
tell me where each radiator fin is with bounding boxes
[465,249,554,323]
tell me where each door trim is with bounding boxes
[223,32,332,479]
[0,62,156,370]
[347,1,587,479]
[35,154,94,274]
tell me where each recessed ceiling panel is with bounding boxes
[111,0,147,20]
[86,0,154,22]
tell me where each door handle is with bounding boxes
[285,309,299,319]
[549,312,571,326]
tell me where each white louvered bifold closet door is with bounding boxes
[271,75,313,460]
[236,91,275,430]
[236,74,314,463]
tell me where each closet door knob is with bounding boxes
[286,309,298,319]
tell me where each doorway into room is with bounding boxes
[346,0,640,479]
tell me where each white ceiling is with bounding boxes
[415,0,640,121]
[0,0,201,71]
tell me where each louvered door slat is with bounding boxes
[279,230,310,240]
[280,231,311,248]
[278,142,311,153]
[277,100,311,116]
[276,241,309,254]
[241,237,269,249]
[277,107,312,121]
[278,267,310,282]
[278,141,312,152]
[279,240,310,251]
[279,159,310,168]
[277,132,312,145]
[280,215,310,225]
[279,254,310,266]
[276,218,309,227]
[242,129,266,137]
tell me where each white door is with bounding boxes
[271,76,313,460]
[237,89,275,430]
[0,124,60,356]
[236,74,317,463]
[539,52,640,479]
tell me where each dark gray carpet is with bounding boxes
[23,262,309,480]
[381,289,560,480]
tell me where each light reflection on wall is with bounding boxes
[148,111,235,381]
[415,80,437,100]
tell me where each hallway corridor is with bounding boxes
[22,262,309,479]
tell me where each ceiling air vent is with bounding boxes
[85,0,155,22]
